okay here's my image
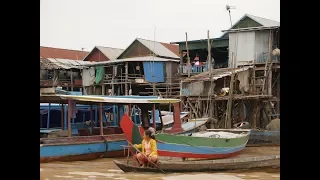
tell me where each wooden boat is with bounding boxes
[113,155,280,173]
[40,93,183,163]
[247,129,280,146]
[120,114,250,159]
[192,129,280,146]
[40,134,126,163]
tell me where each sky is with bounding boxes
[40,0,280,51]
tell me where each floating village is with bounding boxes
[40,13,280,173]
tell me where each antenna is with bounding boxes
[226,5,236,28]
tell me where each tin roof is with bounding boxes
[245,14,280,27]
[220,14,280,37]
[40,46,89,60]
[83,46,125,61]
[40,58,92,70]
[116,38,180,59]
[88,56,179,66]
[183,66,253,83]
[137,38,179,59]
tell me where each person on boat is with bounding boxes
[133,129,158,167]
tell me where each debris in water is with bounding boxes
[108,169,123,173]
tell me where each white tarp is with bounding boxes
[81,67,95,86]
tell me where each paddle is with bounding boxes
[126,140,166,174]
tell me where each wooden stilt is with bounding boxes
[99,102,103,135]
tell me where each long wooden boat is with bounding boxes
[202,129,280,146]
[113,155,280,173]
[247,129,280,146]
[40,134,127,163]
[40,94,183,163]
[120,114,250,159]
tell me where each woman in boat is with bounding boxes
[133,129,158,167]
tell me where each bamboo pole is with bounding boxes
[185,32,190,78]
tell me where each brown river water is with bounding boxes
[40,146,280,180]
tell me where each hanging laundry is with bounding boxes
[95,66,105,84]
[81,67,95,86]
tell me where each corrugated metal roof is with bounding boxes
[89,56,179,66]
[40,58,92,70]
[95,46,124,60]
[159,42,180,56]
[40,46,89,60]
[82,46,124,61]
[222,26,279,33]
[183,66,253,83]
[137,38,179,59]
[246,14,280,27]
[220,14,280,37]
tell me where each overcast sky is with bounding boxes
[40,0,280,51]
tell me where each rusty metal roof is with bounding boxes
[183,66,253,83]
[40,46,89,60]
[40,58,92,70]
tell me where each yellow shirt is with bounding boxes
[134,138,158,157]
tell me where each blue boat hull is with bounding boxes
[40,135,127,163]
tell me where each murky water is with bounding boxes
[40,146,280,180]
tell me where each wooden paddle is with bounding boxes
[126,140,166,174]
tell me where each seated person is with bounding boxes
[133,129,158,167]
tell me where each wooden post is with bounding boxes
[276,74,280,114]
[70,69,74,91]
[251,100,258,129]
[99,102,103,135]
[125,62,129,95]
[53,70,57,87]
[152,104,156,130]
[67,100,72,137]
[158,104,164,130]
[61,104,64,130]
[153,83,156,96]
[268,68,272,96]
[225,53,235,129]
[47,103,51,129]
[185,32,191,78]
[102,84,105,96]
[179,50,183,74]
[90,104,94,134]
[128,104,132,117]
[112,65,115,95]
[207,30,211,77]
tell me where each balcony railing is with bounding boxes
[179,63,208,74]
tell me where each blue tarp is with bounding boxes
[143,62,165,83]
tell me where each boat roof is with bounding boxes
[40,94,180,104]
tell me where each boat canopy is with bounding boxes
[40,94,180,104]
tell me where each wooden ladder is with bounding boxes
[260,31,273,95]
